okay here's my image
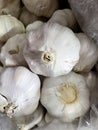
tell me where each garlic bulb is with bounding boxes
[74,33,98,72]
[19,7,44,26]
[16,104,44,130]
[0,0,20,18]
[22,0,58,17]
[24,22,80,77]
[41,72,90,122]
[0,112,18,130]
[0,34,27,67]
[26,21,44,32]
[48,9,77,30]
[0,66,40,118]
[0,15,25,42]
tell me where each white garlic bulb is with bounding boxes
[0,34,27,67]
[24,22,80,77]
[74,33,98,72]
[26,21,44,32]
[16,104,44,130]
[41,72,90,122]
[0,15,25,42]
[48,9,77,30]
[0,112,18,130]
[0,0,20,18]
[0,66,40,118]
[22,0,58,17]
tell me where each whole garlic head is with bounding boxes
[22,0,58,17]
[0,34,27,67]
[0,15,25,42]
[24,23,80,77]
[0,66,40,118]
[74,33,98,72]
[41,72,90,122]
[48,9,77,30]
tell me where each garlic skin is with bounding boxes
[74,33,98,72]
[19,7,45,26]
[16,104,44,130]
[81,71,97,90]
[0,0,20,18]
[0,34,27,67]
[26,21,44,32]
[0,66,40,118]
[0,112,18,130]
[41,72,90,122]
[22,0,58,17]
[0,15,25,42]
[48,9,77,30]
[24,23,80,77]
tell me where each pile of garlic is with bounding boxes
[0,1,98,130]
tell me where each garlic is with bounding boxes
[19,7,45,26]
[16,104,44,130]
[45,113,54,123]
[0,112,18,130]
[24,22,80,77]
[41,72,90,122]
[48,9,77,30]
[26,21,44,32]
[0,15,25,42]
[81,71,97,90]
[0,0,20,18]
[0,34,27,67]
[22,0,58,17]
[0,66,40,118]
[74,33,98,72]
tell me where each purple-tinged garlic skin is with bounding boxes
[24,23,80,77]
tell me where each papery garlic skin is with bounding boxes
[74,33,98,72]
[0,34,27,67]
[24,23,80,77]
[22,0,58,17]
[41,72,90,122]
[0,66,40,118]
[0,0,20,18]
[19,7,45,26]
[0,15,25,42]
[48,9,77,30]
[26,21,44,32]
[16,104,44,130]
[0,112,18,130]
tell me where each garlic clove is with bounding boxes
[0,15,25,42]
[0,34,27,67]
[74,33,98,72]
[22,0,58,17]
[0,66,40,118]
[48,9,77,30]
[26,21,44,32]
[41,72,90,122]
[0,0,20,18]
[24,22,80,77]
